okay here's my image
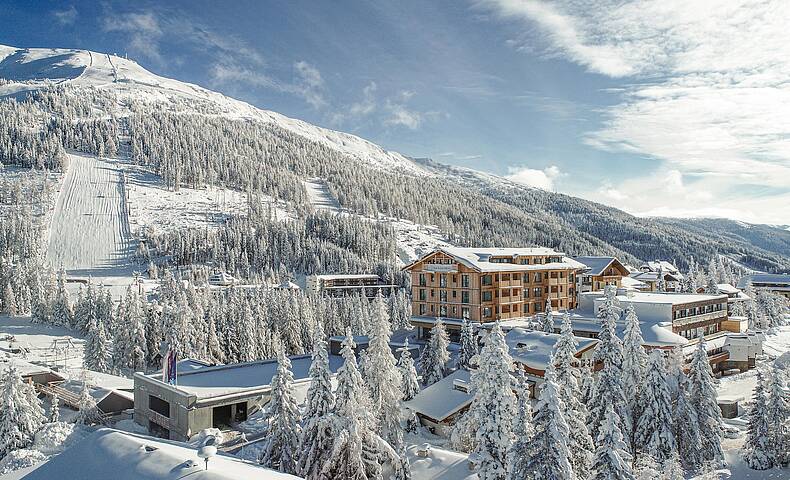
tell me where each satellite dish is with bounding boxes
[197,435,218,471]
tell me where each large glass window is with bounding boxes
[482,275,492,286]
[461,275,470,288]
[462,291,470,303]
[482,291,493,302]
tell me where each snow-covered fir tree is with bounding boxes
[510,364,574,480]
[260,348,302,474]
[621,303,648,452]
[687,340,724,467]
[673,372,703,470]
[0,365,45,458]
[74,377,102,425]
[766,367,788,467]
[588,299,627,441]
[456,318,478,370]
[592,403,634,480]
[83,314,111,373]
[553,313,594,479]
[420,318,450,386]
[634,350,676,464]
[398,339,420,401]
[470,321,517,480]
[51,268,72,327]
[298,323,336,480]
[541,301,555,333]
[49,392,60,423]
[742,368,773,470]
[363,293,404,447]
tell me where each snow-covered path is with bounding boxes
[304,178,342,212]
[45,153,134,278]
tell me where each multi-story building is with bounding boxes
[630,260,684,292]
[306,273,397,298]
[738,274,790,300]
[403,247,580,336]
[572,256,629,294]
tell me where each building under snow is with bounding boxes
[738,273,790,300]
[134,355,342,441]
[306,273,397,298]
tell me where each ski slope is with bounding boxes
[45,152,134,278]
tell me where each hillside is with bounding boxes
[1,44,789,273]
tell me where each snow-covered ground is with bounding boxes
[125,163,290,233]
[303,178,342,212]
[45,152,134,279]
[0,315,85,372]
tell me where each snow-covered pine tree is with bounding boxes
[511,368,533,440]
[0,365,45,457]
[674,373,703,471]
[766,367,788,467]
[471,321,517,480]
[634,350,676,464]
[49,392,60,423]
[743,368,773,470]
[83,314,111,373]
[322,330,379,480]
[592,403,634,480]
[74,375,102,425]
[588,300,627,441]
[363,293,404,447]
[688,340,724,467]
[298,323,336,480]
[704,277,719,295]
[553,312,594,479]
[541,300,555,333]
[661,451,685,480]
[420,318,449,386]
[2,284,17,315]
[51,268,72,327]
[260,348,302,474]
[456,318,478,370]
[621,303,647,447]
[398,339,420,401]
[511,364,573,480]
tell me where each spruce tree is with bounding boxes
[364,293,404,447]
[456,318,478,370]
[674,374,703,470]
[421,318,449,386]
[260,348,302,474]
[398,339,420,401]
[592,404,634,480]
[512,365,573,480]
[49,393,60,423]
[634,350,676,464]
[688,340,724,466]
[588,313,627,441]
[742,369,773,470]
[621,303,648,436]
[766,367,788,467]
[83,315,111,373]
[471,321,517,480]
[0,365,45,457]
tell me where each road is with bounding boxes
[45,152,135,280]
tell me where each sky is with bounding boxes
[2,0,789,224]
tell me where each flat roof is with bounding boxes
[615,292,727,306]
[503,329,598,371]
[314,274,380,280]
[405,369,472,422]
[143,354,343,400]
[738,274,790,288]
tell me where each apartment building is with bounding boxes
[572,256,629,294]
[306,273,397,298]
[738,274,790,300]
[404,247,579,333]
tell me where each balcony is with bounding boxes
[673,311,727,328]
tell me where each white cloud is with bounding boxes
[103,12,164,64]
[385,101,423,130]
[480,0,790,223]
[53,5,78,25]
[293,61,326,109]
[505,165,562,190]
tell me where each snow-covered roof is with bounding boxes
[640,260,680,274]
[716,283,741,295]
[503,329,598,371]
[737,274,790,288]
[314,274,380,280]
[629,271,682,283]
[682,333,729,357]
[422,246,577,273]
[144,354,343,400]
[568,313,688,347]
[406,443,476,480]
[20,429,299,480]
[571,256,619,276]
[621,276,648,290]
[272,280,300,290]
[404,369,472,422]
[615,292,726,306]
[81,370,135,391]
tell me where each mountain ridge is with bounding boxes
[1,43,788,272]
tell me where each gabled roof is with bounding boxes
[640,260,680,274]
[571,256,629,276]
[405,246,577,273]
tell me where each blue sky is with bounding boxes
[3,0,789,224]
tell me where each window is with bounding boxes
[513,304,519,312]
[523,273,530,283]
[535,302,542,312]
[461,275,470,288]
[452,290,457,298]
[440,305,447,316]
[482,275,492,286]
[418,274,426,287]
[419,289,426,301]
[483,307,492,318]
[462,307,470,319]
[452,306,457,315]
[452,275,457,284]
[533,287,542,297]
[534,272,543,283]
[523,289,530,298]
[440,290,448,302]
[149,395,170,418]
[462,291,470,303]
[430,289,435,298]
[502,274,510,281]
[482,291,493,302]
[419,304,426,315]
[440,274,447,287]
[524,303,531,313]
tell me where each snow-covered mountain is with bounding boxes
[0,44,428,176]
[2,43,789,272]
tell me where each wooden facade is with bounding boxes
[405,249,578,325]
